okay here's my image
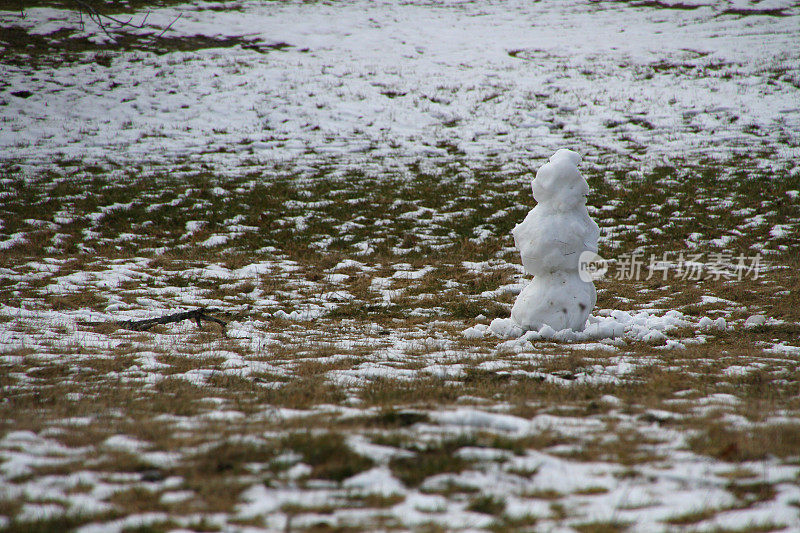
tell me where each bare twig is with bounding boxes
[117,307,227,332]
[157,12,182,38]
[69,0,181,42]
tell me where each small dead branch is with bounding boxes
[69,0,180,42]
[117,307,227,332]
[157,12,182,38]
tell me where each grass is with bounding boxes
[663,507,722,525]
[688,422,800,462]
[0,171,795,531]
[573,521,631,533]
[0,512,120,533]
[282,432,374,482]
[467,495,506,515]
[0,0,289,66]
[389,437,474,487]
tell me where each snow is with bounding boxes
[0,232,27,250]
[490,308,691,347]
[2,2,799,172]
[342,467,406,496]
[159,491,195,504]
[744,314,767,327]
[462,324,488,339]
[349,437,413,464]
[102,435,148,453]
[432,409,532,434]
[200,234,230,247]
[770,224,791,238]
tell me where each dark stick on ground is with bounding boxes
[68,0,181,42]
[117,307,227,332]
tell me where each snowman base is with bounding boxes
[511,272,596,332]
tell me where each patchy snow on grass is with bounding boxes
[2,1,799,172]
[1,0,799,531]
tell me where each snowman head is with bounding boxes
[531,149,589,210]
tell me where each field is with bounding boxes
[1,1,800,531]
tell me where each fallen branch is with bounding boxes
[117,307,227,332]
[69,0,181,42]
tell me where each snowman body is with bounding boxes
[511,149,599,332]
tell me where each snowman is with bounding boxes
[510,149,599,332]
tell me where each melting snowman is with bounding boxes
[510,149,599,332]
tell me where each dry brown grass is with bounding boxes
[573,520,632,533]
[687,422,800,462]
[1,152,798,531]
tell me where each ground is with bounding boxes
[1,1,800,532]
